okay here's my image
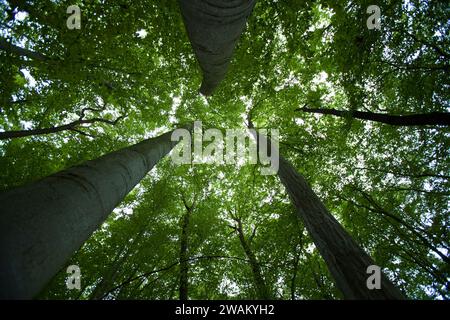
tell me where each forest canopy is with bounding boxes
[0,0,449,300]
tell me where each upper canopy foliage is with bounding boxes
[0,0,448,299]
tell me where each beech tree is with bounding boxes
[0,127,188,299]
[0,0,448,300]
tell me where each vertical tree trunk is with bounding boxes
[277,156,405,299]
[0,128,186,299]
[178,208,191,300]
[234,218,270,299]
[290,251,300,300]
[179,194,195,300]
[247,119,405,299]
[179,0,256,96]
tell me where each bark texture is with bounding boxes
[0,128,183,299]
[179,0,256,96]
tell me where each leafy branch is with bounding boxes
[0,107,126,140]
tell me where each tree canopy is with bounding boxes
[0,0,448,299]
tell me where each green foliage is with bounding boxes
[0,0,448,299]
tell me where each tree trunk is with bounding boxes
[179,0,256,96]
[0,127,186,299]
[277,156,405,299]
[296,107,450,126]
[234,218,270,299]
[290,250,300,300]
[178,206,191,300]
[247,118,405,299]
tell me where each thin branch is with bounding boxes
[69,128,96,138]
[0,114,125,140]
[353,166,450,180]
[342,188,450,264]
[101,255,249,298]
[0,37,50,61]
[296,107,450,126]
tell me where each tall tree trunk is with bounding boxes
[233,218,270,299]
[290,247,302,300]
[0,127,187,299]
[247,118,405,299]
[276,156,405,299]
[296,107,450,126]
[179,208,190,300]
[179,0,256,96]
[178,194,195,300]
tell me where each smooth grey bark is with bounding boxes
[179,0,256,96]
[0,128,185,299]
